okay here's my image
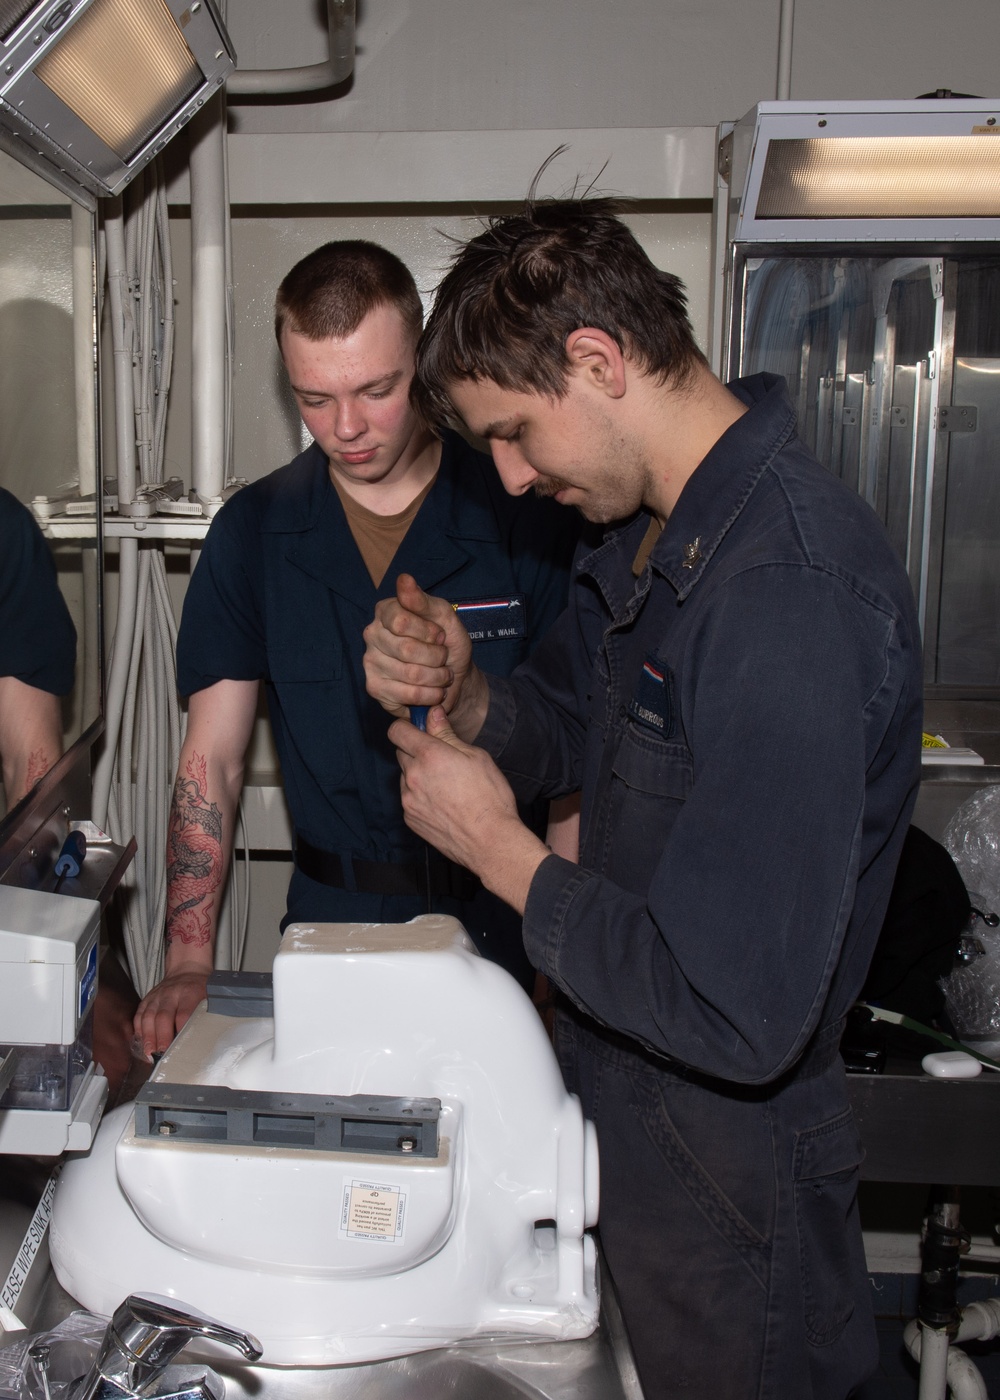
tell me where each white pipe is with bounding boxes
[227,0,355,96]
[910,1321,951,1400]
[955,1297,1000,1344]
[189,97,228,504]
[904,1319,989,1400]
[153,179,174,472]
[93,200,142,826]
[92,538,138,827]
[776,0,794,101]
[104,202,136,506]
[71,203,97,498]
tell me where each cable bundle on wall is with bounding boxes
[92,161,183,998]
[189,91,250,976]
[94,103,249,996]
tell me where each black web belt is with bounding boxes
[295,833,478,901]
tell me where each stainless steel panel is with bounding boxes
[936,357,1000,686]
[12,1242,644,1400]
[838,373,866,496]
[885,364,915,564]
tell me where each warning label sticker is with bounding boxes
[339,1178,407,1244]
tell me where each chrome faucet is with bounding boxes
[73,1295,262,1400]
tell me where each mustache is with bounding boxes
[533,476,572,499]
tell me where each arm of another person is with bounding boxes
[133,678,258,1056]
[0,675,62,804]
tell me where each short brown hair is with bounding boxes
[414,198,705,431]
[275,241,423,348]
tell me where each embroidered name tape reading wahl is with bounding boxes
[629,654,673,736]
[452,594,526,642]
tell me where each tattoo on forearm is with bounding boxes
[166,752,224,948]
[24,747,52,793]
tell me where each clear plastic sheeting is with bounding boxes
[941,912,1000,1046]
[944,787,1000,916]
[0,1312,107,1400]
[942,787,1000,1044]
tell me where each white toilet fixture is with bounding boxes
[50,916,599,1366]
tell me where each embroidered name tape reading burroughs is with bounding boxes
[452,594,526,643]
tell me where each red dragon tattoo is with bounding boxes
[165,751,224,948]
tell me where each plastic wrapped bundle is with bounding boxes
[941,789,997,1052]
[941,788,1000,1049]
[0,1313,106,1400]
[941,909,1000,1046]
[944,785,1000,915]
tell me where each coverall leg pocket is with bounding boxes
[792,1109,864,1346]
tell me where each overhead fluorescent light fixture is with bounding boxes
[729,101,1000,243]
[757,136,1000,220]
[0,0,235,197]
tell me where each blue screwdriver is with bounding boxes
[52,829,86,893]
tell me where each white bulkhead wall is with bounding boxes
[159,0,1000,492]
[223,0,1000,135]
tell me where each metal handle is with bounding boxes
[79,1295,261,1400]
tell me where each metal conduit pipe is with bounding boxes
[71,203,97,498]
[93,201,140,825]
[92,539,138,828]
[189,96,228,504]
[227,0,355,96]
[104,203,136,507]
[776,0,794,100]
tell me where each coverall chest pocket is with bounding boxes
[602,725,693,885]
[793,1109,864,1346]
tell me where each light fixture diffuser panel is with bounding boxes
[732,100,1000,244]
[0,0,235,197]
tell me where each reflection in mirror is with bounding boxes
[0,486,75,803]
[0,146,101,823]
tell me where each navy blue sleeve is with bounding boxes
[0,489,76,695]
[176,490,267,697]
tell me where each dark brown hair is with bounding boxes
[275,241,423,348]
[413,198,706,431]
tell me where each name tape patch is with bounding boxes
[452,594,526,643]
[628,654,673,736]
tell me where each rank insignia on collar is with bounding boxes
[681,536,702,569]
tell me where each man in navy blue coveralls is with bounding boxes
[363,203,923,1398]
[134,241,577,1056]
[0,487,75,806]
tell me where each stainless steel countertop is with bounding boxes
[5,1197,643,1400]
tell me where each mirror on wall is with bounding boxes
[0,142,101,827]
